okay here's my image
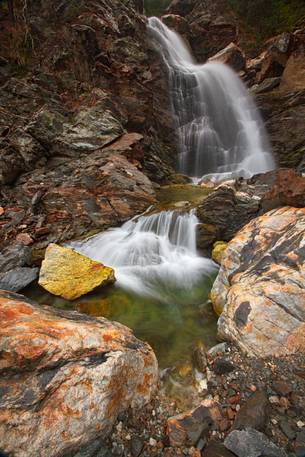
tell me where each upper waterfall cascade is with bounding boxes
[70,210,217,303]
[148,17,275,181]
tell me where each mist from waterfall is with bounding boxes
[148,17,275,181]
[70,210,217,304]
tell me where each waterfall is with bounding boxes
[70,210,217,303]
[148,17,275,181]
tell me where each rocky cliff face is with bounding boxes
[0,0,175,251]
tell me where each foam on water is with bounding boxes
[69,210,217,304]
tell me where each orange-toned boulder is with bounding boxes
[0,290,158,457]
[212,207,305,357]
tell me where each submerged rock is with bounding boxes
[0,290,158,457]
[39,243,115,300]
[212,206,305,357]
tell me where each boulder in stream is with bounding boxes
[211,206,305,357]
[197,168,305,251]
[39,243,115,300]
[0,290,158,457]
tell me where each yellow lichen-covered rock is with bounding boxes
[210,290,224,317]
[39,243,115,300]
[211,241,228,265]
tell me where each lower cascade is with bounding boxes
[70,210,217,304]
[148,17,275,181]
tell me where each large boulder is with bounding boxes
[197,169,305,250]
[211,206,305,357]
[39,244,115,300]
[0,290,158,457]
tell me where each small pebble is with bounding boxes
[269,395,280,404]
[297,421,305,428]
[149,438,157,447]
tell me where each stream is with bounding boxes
[26,185,218,371]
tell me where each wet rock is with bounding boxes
[39,243,115,300]
[161,14,190,35]
[212,206,305,357]
[0,267,39,292]
[0,243,31,272]
[0,290,158,457]
[197,168,305,250]
[167,400,221,447]
[0,243,38,292]
[224,428,287,457]
[208,43,246,72]
[233,391,269,431]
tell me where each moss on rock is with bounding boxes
[212,241,228,265]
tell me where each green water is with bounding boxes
[156,184,210,208]
[25,276,218,369]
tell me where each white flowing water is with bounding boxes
[148,17,275,181]
[70,210,217,304]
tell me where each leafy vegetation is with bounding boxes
[228,0,305,39]
[144,0,171,16]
